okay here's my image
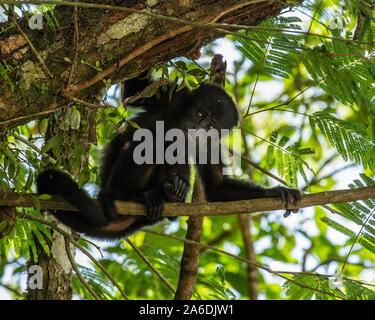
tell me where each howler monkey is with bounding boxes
[37,71,301,239]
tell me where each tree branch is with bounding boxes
[64,237,102,300]
[1,186,374,216]
[174,177,204,300]
[0,0,289,130]
[125,239,176,295]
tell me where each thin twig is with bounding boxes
[312,258,375,272]
[245,42,270,116]
[11,133,57,165]
[65,1,79,90]
[209,0,271,23]
[125,239,176,294]
[341,207,375,273]
[244,86,311,118]
[237,128,259,299]
[0,104,70,128]
[70,237,130,300]
[62,92,114,109]
[144,230,345,299]
[210,22,374,47]
[64,237,102,300]
[0,283,23,298]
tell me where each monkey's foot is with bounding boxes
[163,174,190,202]
[270,186,301,217]
[142,190,164,222]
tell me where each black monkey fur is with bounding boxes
[37,72,301,239]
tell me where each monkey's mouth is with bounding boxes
[183,128,207,143]
[183,128,221,139]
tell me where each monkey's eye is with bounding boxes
[196,111,203,119]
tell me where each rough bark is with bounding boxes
[26,225,73,300]
[174,177,205,300]
[0,0,291,132]
[238,214,259,299]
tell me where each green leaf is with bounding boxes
[127,120,141,129]
[41,136,64,154]
[78,168,90,188]
[308,111,374,166]
[320,217,356,238]
[236,16,302,79]
[25,169,33,190]
[175,61,187,71]
[38,194,53,200]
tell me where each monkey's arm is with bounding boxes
[198,164,301,213]
[208,177,300,205]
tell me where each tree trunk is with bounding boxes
[174,177,205,300]
[26,223,73,300]
[26,104,96,300]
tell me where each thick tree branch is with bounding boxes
[0,0,290,131]
[1,186,374,216]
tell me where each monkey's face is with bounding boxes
[181,84,239,133]
[180,107,217,132]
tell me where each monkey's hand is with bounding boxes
[163,174,190,202]
[98,190,119,222]
[269,186,301,217]
[142,190,164,222]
